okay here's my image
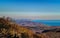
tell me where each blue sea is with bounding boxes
[32,20,60,26]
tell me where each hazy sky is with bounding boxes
[0,0,60,20]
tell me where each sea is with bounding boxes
[32,20,60,26]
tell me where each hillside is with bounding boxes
[41,32,60,38]
[0,18,42,38]
[14,19,60,34]
[0,18,60,38]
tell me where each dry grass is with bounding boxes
[0,18,60,38]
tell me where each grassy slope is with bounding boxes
[0,18,60,38]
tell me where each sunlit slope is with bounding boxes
[0,18,42,38]
[0,18,60,38]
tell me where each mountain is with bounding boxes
[0,17,60,38]
[0,18,42,38]
[10,19,60,34]
[14,19,60,32]
[14,19,50,33]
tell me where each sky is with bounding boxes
[0,0,60,20]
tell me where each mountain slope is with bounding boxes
[0,18,42,38]
[0,18,60,38]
